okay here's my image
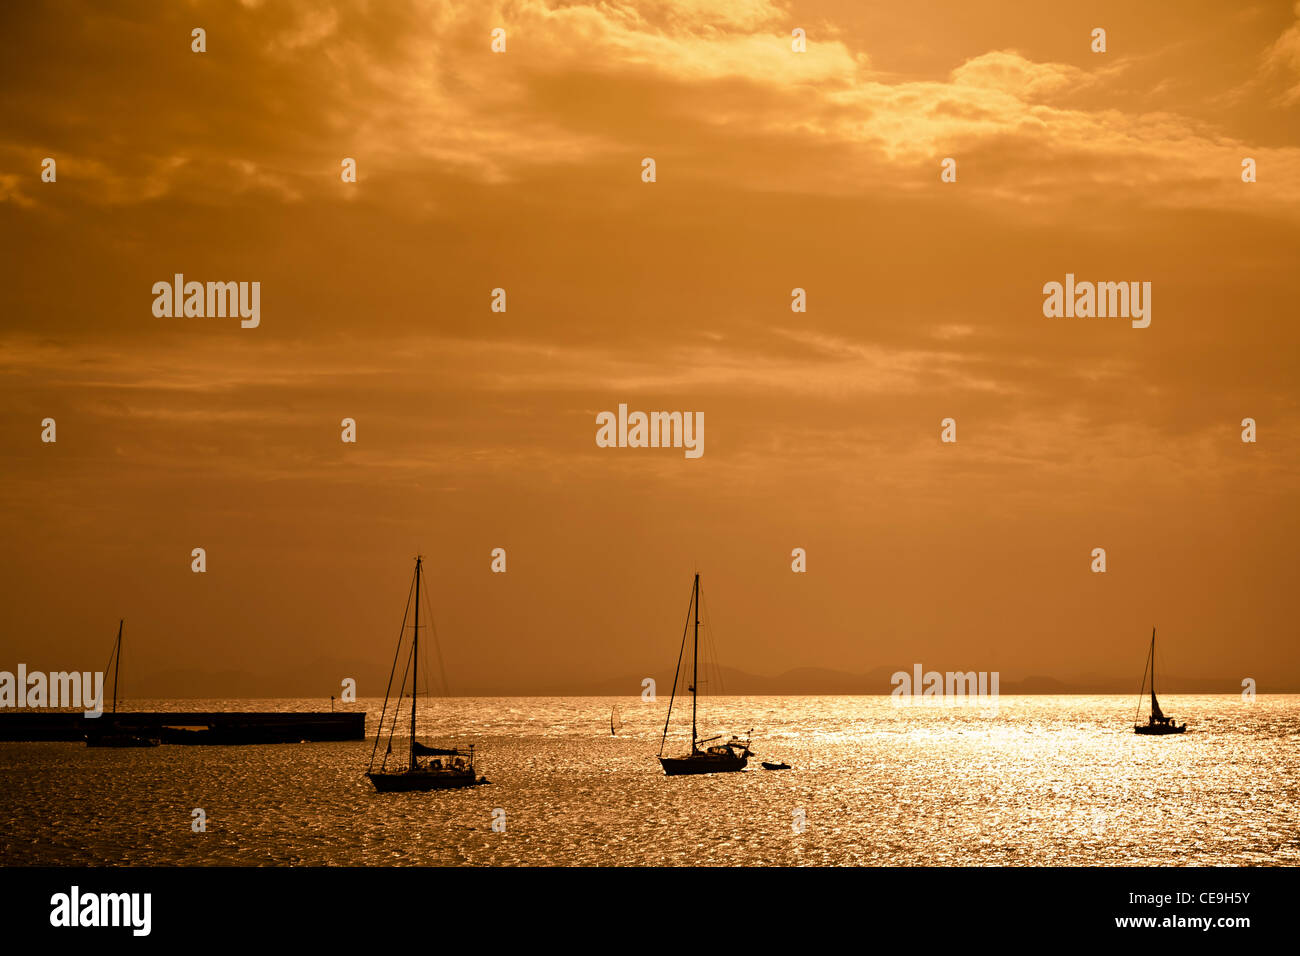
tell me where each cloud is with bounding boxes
[7,0,1295,214]
[0,172,36,208]
[1261,3,1300,104]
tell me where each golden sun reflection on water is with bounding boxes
[2,695,1296,865]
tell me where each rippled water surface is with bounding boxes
[2,695,1297,865]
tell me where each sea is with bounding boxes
[2,695,1297,866]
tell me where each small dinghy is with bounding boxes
[761,761,790,771]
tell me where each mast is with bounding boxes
[691,573,699,751]
[112,619,122,714]
[411,556,420,771]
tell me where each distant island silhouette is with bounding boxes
[114,663,1277,699]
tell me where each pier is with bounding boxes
[0,711,365,744]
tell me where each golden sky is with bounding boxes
[1,0,1298,695]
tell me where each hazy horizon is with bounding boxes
[2,659,1288,700]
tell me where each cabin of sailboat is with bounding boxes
[365,556,487,792]
[1133,627,1186,735]
[657,572,752,775]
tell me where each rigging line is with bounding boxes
[414,584,439,746]
[1158,651,1163,697]
[379,598,416,770]
[420,622,433,703]
[383,645,415,771]
[700,585,725,697]
[421,574,450,698]
[658,578,695,757]
[696,584,723,731]
[384,635,416,770]
[368,565,418,772]
[1134,634,1153,725]
[696,584,709,706]
[101,636,118,702]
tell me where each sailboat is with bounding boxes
[365,556,487,792]
[658,572,752,775]
[610,704,622,736]
[85,619,159,748]
[1133,627,1187,735]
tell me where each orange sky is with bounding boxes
[1,0,1298,696]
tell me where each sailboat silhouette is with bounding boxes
[85,619,159,748]
[1133,627,1187,735]
[365,556,488,791]
[657,572,752,775]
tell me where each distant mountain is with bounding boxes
[569,665,899,697]
[444,666,1278,697]
[998,674,1253,695]
[127,662,1283,698]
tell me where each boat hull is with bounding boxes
[659,753,748,776]
[1134,724,1186,735]
[761,762,790,770]
[366,770,485,792]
